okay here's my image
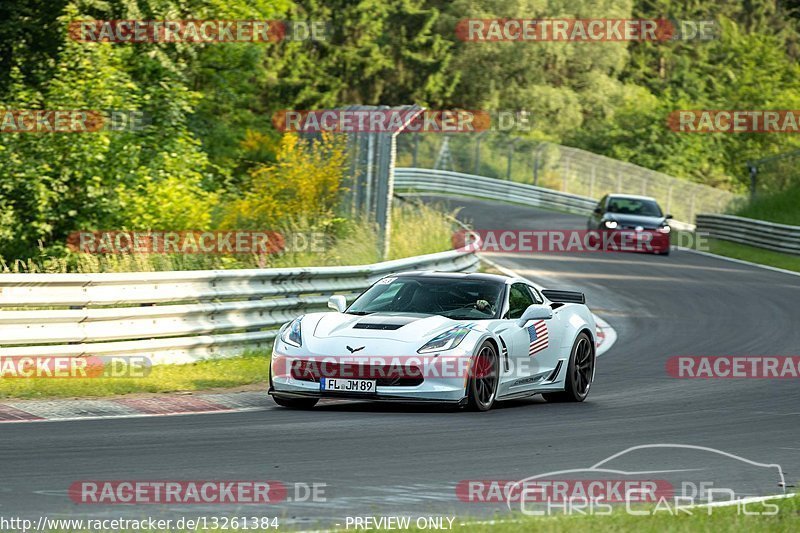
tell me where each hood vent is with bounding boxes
[353,323,405,330]
[350,314,424,331]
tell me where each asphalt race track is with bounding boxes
[2,197,799,528]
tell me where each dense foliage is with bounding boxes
[1,0,799,262]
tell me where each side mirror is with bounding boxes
[328,295,347,313]
[516,304,553,327]
[592,207,602,215]
[665,214,673,219]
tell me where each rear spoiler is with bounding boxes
[541,289,586,305]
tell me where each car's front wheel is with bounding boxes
[466,341,499,411]
[543,332,595,403]
[272,396,319,409]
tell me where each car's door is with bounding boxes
[496,283,559,397]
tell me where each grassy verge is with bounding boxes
[40,494,800,532]
[391,495,800,533]
[703,238,800,273]
[0,351,269,400]
[734,185,800,226]
[0,202,455,273]
[447,495,800,533]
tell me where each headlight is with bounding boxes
[418,326,471,354]
[603,220,618,229]
[280,317,303,347]
[657,225,671,234]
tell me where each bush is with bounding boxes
[220,133,347,230]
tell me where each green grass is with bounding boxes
[409,495,800,533]
[734,185,800,226]
[706,238,800,273]
[389,202,459,259]
[0,203,455,273]
[39,494,800,532]
[0,351,270,400]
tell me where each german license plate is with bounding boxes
[320,377,376,393]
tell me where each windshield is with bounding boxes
[347,276,505,320]
[607,197,663,217]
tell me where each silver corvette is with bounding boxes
[269,271,596,411]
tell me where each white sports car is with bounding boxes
[269,272,596,411]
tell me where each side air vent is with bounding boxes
[353,323,405,330]
[498,337,509,371]
[542,289,586,305]
[544,360,564,383]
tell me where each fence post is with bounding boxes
[365,134,375,219]
[666,184,673,216]
[533,142,547,187]
[748,162,757,200]
[374,133,394,260]
[474,132,486,175]
[506,137,520,181]
[412,133,419,167]
[381,105,425,259]
[348,133,360,218]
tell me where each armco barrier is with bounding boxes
[394,167,695,231]
[395,167,596,215]
[695,214,800,255]
[0,249,478,364]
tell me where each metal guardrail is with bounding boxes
[695,214,800,256]
[396,136,744,222]
[395,167,596,215]
[395,167,696,230]
[0,249,478,364]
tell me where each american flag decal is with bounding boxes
[527,320,549,356]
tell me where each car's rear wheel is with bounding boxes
[543,332,594,403]
[272,396,319,409]
[466,341,499,411]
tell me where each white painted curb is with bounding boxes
[593,314,617,357]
